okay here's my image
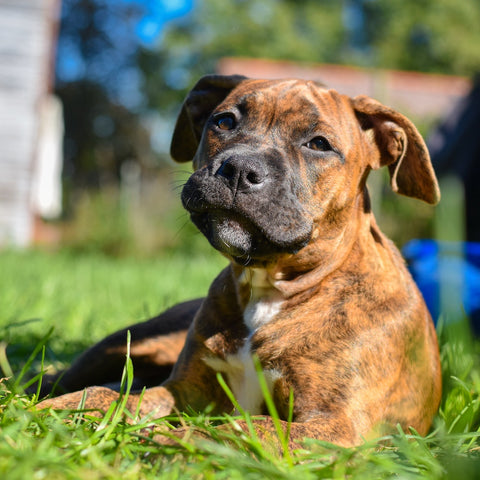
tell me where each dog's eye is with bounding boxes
[306,136,332,152]
[215,114,236,131]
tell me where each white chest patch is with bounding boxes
[243,295,283,332]
[203,268,284,414]
[205,340,283,414]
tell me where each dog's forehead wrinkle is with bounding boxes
[229,84,323,123]
[307,88,351,123]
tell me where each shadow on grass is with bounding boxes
[2,321,89,383]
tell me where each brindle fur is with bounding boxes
[37,75,441,448]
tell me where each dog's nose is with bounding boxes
[215,157,267,192]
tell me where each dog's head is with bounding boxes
[171,75,439,267]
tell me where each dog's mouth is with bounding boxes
[189,209,311,266]
[181,163,314,266]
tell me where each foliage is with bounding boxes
[361,0,480,75]
[0,250,480,479]
[56,0,480,192]
[55,0,144,100]
[58,81,155,199]
[55,0,161,196]
[138,0,346,110]
[141,0,480,114]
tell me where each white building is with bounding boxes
[0,0,62,246]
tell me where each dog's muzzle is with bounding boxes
[181,151,312,265]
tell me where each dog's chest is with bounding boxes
[204,270,284,414]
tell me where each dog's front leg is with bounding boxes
[36,384,176,420]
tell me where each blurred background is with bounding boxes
[1,0,480,326]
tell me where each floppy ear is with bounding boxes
[170,74,248,163]
[352,95,440,205]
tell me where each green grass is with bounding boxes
[1,249,480,479]
[0,247,226,366]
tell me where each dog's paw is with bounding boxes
[35,386,121,415]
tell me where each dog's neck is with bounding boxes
[231,266,283,327]
[239,268,284,331]
[238,267,275,297]
[237,267,282,305]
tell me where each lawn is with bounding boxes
[1,248,479,479]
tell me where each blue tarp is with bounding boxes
[403,240,480,332]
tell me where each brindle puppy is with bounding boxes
[37,75,441,448]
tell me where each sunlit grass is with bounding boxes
[1,249,479,479]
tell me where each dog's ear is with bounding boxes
[170,74,248,163]
[352,95,440,205]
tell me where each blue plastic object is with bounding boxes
[402,240,480,332]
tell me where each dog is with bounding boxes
[37,75,442,449]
